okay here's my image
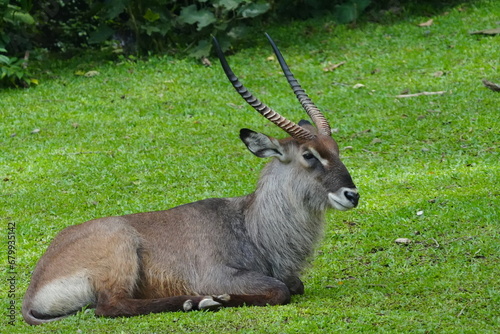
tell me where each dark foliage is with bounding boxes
[1,0,402,87]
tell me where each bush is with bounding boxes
[0,0,374,87]
[29,0,274,57]
[29,0,372,57]
[0,0,37,87]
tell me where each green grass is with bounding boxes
[1,1,499,332]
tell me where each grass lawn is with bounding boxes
[1,0,499,332]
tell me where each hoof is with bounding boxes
[183,299,194,311]
[199,296,222,311]
[213,294,231,302]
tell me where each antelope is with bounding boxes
[22,34,359,325]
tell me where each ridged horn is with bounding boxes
[213,37,315,141]
[265,33,332,136]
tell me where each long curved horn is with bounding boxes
[265,33,332,136]
[213,37,315,141]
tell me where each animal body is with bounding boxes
[22,34,359,325]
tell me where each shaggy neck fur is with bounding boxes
[245,158,329,280]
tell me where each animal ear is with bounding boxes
[240,129,287,161]
[298,119,319,135]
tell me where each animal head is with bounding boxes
[214,34,359,211]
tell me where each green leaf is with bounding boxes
[0,47,7,53]
[4,7,35,25]
[227,24,250,39]
[215,0,242,11]
[0,34,11,48]
[178,5,216,31]
[178,5,201,24]
[142,25,161,36]
[0,54,10,64]
[88,25,115,44]
[144,8,160,22]
[215,22,228,31]
[335,0,371,24]
[239,3,270,18]
[188,39,212,58]
[104,0,128,19]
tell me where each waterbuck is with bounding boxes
[22,34,359,325]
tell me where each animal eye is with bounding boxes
[302,152,316,161]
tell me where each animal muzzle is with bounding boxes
[328,187,359,211]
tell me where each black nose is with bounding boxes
[344,191,360,207]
